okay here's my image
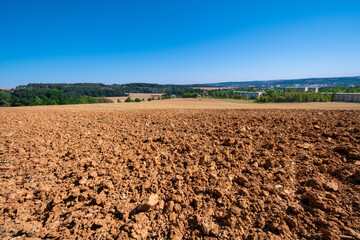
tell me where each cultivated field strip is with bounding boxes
[2,98,360,112]
[0,108,359,239]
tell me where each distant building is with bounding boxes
[171,94,177,98]
[285,87,319,93]
[234,91,264,99]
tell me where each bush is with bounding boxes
[181,93,198,98]
[124,97,133,102]
[134,98,141,102]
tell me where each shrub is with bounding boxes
[124,97,133,102]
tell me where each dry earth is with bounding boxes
[0,102,360,239]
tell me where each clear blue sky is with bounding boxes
[0,0,360,87]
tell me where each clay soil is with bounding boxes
[1,107,360,239]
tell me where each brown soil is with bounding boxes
[0,108,360,239]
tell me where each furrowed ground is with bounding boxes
[0,100,359,239]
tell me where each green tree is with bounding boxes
[0,90,11,106]
[331,91,337,102]
[125,97,133,102]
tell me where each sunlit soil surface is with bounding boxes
[0,104,359,239]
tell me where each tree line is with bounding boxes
[17,83,199,97]
[0,89,112,107]
[319,86,360,93]
[255,90,332,103]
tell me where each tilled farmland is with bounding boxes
[0,108,360,239]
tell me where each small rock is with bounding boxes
[323,181,339,192]
[314,125,321,130]
[348,151,360,160]
[169,212,177,222]
[298,143,312,150]
[70,187,81,197]
[158,200,165,209]
[173,203,182,213]
[288,202,304,215]
[235,176,248,186]
[308,177,324,189]
[325,192,337,200]
[120,193,127,199]
[100,180,114,190]
[238,188,249,196]
[96,191,106,205]
[285,216,297,229]
[354,161,360,166]
[137,194,159,212]
[174,175,183,180]
[223,138,236,146]
[92,219,104,228]
[79,177,87,185]
[165,200,174,213]
[88,171,98,178]
[213,188,223,198]
[197,216,219,236]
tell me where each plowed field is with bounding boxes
[1,106,360,239]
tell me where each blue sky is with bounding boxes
[0,0,360,87]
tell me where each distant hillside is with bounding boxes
[15,76,360,96]
[190,76,360,88]
[16,83,193,97]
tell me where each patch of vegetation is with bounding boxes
[1,89,113,107]
[0,90,11,106]
[17,83,203,97]
[319,86,360,93]
[255,90,331,103]
[124,97,134,103]
[18,83,127,97]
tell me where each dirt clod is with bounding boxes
[137,194,159,212]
